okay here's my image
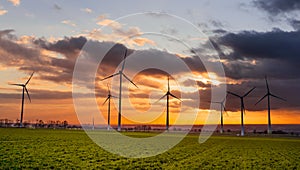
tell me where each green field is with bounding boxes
[1,128,299,169]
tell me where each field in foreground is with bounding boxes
[0,128,299,169]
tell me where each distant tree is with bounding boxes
[15,119,20,127]
[56,120,61,127]
[62,120,68,129]
[38,120,44,128]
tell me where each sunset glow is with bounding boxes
[0,1,299,127]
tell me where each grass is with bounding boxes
[0,128,300,169]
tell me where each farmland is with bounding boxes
[0,128,300,169]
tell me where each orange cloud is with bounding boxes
[132,38,156,46]
[97,19,122,29]
[0,9,7,15]
[61,20,76,27]
[8,0,20,6]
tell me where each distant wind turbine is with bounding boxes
[156,76,181,131]
[227,87,255,136]
[255,76,286,134]
[211,98,227,133]
[103,84,117,130]
[10,72,34,127]
[101,49,138,131]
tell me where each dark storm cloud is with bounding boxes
[35,36,87,59]
[254,0,300,15]
[253,0,300,31]
[216,30,300,79]
[1,29,210,88]
[212,29,228,35]
[0,29,46,67]
[219,30,300,60]
[206,28,300,111]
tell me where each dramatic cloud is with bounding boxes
[253,0,300,30]
[0,29,45,67]
[254,0,300,15]
[217,30,300,79]
[35,36,87,58]
[1,28,298,113]
[206,28,300,111]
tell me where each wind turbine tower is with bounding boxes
[103,84,117,130]
[227,87,255,136]
[211,98,227,133]
[255,76,286,134]
[156,76,181,131]
[10,72,34,127]
[101,49,138,131]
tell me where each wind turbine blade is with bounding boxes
[25,87,31,103]
[255,94,267,105]
[227,91,241,98]
[243,87,256,97]
[123,73,138,88]
[10,83,24,87]
[111,95,118,98]
[102,97,109,105]
[101,73,120,81]
[121,49,127,71]
[270,94,286,101]
[265,76,269,92]
[169,93,181,101]
[25,72,34,85]
[155,94,167,103]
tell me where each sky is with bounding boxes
[0,0,300,126]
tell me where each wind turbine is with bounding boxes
[255,76,286,134]
[211,98,227,133]
[156,76,181,131]
[103,84,117,130]
[10,72,34,127]
[227,87,255,136]
[101,49,138,131]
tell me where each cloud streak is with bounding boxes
[61,20,76,27]
[0,8,7,15]
[81,8,92,14]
